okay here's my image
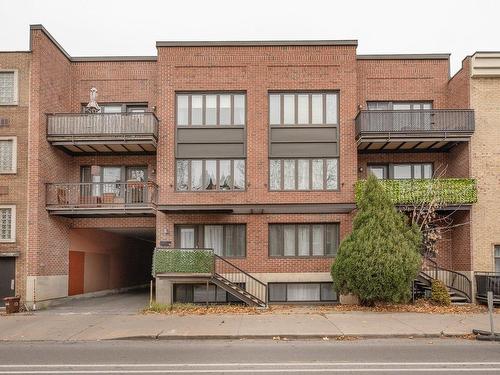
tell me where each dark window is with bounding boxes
[173,283,246,304]
[368,163,433,180]
[269,223,339,257]
[268,283,337,303]
[269,159,338,191]
[495,246,500,273]
[176,159,245,191]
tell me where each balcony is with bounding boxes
[46,181,158,217]
[355,178,477,207]
[355,110,474,152]
[47,112,158,154]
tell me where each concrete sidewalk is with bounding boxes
[1,310,498,341]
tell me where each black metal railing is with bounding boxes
[214,254,267,305]
[475,272,500,302]
[46,181,158,209]
[421,258,472,302]
[355,109,475,137]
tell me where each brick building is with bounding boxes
[0,25,492,308]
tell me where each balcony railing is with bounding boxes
[47,112,159,153]
[355,178,477,206]
[46,181,158,213]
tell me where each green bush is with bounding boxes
[430,279,451,306]
[331,175,422,305]
[152,249,214,276]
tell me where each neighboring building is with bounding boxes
[2,25,494,308]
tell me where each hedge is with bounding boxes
[355,178,477,206]
[152,248,214,276]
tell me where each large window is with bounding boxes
[367,101,432,111]
[176,93,246,126]
[176,159,245,191]
[176,224,246,257]
[0,137,16,174]
[0,206,15,242]
[0,71,17,105]
[269,159,338,191]
[269,223,339,257]
[495,246,500,273]
[368,163,433,180]
[269,283,337,303]
[269,92,338,126]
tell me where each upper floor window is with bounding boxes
[367,101,432,111]
[0,206,15,242]
[82,103,148,113]
[176,93,246,126]
[176,159,245,191]
[0,137,16,174]
[270,158,338,191]
[368,163,433,180]
[0,71,18,105]
[269,92,338,126]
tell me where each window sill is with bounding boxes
[0,239,16,243]
[0,103,18,106]
[0,171,17,175]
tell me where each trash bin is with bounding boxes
[3,296,20,314]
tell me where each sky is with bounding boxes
[0,0,498,75]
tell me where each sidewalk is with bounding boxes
[1,309,498,341]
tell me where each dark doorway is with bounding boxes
[0,257,15,307]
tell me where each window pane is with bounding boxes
[297,225,310,256]
[495,246,500,273]
[284,160,296,190]
[393,103,411,110]
[191,95,203,125]
[269,94,281,125]
[224,225,235,257]
[269,160,281,190]
[176,160,189,191]
[219,95,231,125]
[177,95,189,125]
[0,72,15,104]
[204,160,217,190]
[393,164,412,179]
[311,94,323,124]
[368,166,385,179]
[495,246,500,257]
[204,225,224,256]
[283,95,295,124]
[367,102,390,110]
[312,225,324,256]
[0,208,12,240]
[269,225,283,256]
[297,159,310,190]
[283,225,296,256]
[423,164,433,179]
[205,95,217,125]
[326,159,338,190]
[297,94,309,124]
[234,225,246,257]
[326,94,338,124]
[233,95,245,125]
[191,160,203,190]
[312,159,324,190]
[219,160,231,190]
[233,160,245,190]
[0,140,13,172]
[102,105,122,113]
[287,283,320,301]
[321,283,337,301]
[194,284,217,303]
[413,165,422,179]
[269,284,287,302]
[325,224,339,256]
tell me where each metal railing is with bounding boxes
[475,272,500,300]
[422,258,472,302]
[214,254,267,306]
[355,109,475,137]
[47,112,159,139]
[46,181,158,209]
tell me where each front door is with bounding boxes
[0,258,15,307]
[180,228,195,248]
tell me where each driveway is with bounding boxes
[35,288,149,316]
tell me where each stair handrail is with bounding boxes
[421,257,472,302]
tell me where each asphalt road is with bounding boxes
[0,339,499,374]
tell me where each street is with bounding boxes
[0,339,499,374]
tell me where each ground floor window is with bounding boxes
[268,282,337,303]
[495,245,500,273]
[174,283,245,304]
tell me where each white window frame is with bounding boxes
[0,70,19,106]
[0,136,17,174]
[0,205,16,243]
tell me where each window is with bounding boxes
[174,283,245,304]
[176,224,246,257]
[0,137,16,174]
[0,71,17,105]
[268,283,337,303]
[269,223,339,257]
[87,104,148,113]
[495,246,500,273]
[176,93,246,126]
[269,159,338,191]
[0,206,15,242]
[368,163,433,180]
[269,92,338,125]
[367,101,432,111]
[176,159,245,191]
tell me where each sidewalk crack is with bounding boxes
[320,312,345,335]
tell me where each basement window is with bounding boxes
[268,282,337,303]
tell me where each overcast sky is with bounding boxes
[0,0,498,75]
